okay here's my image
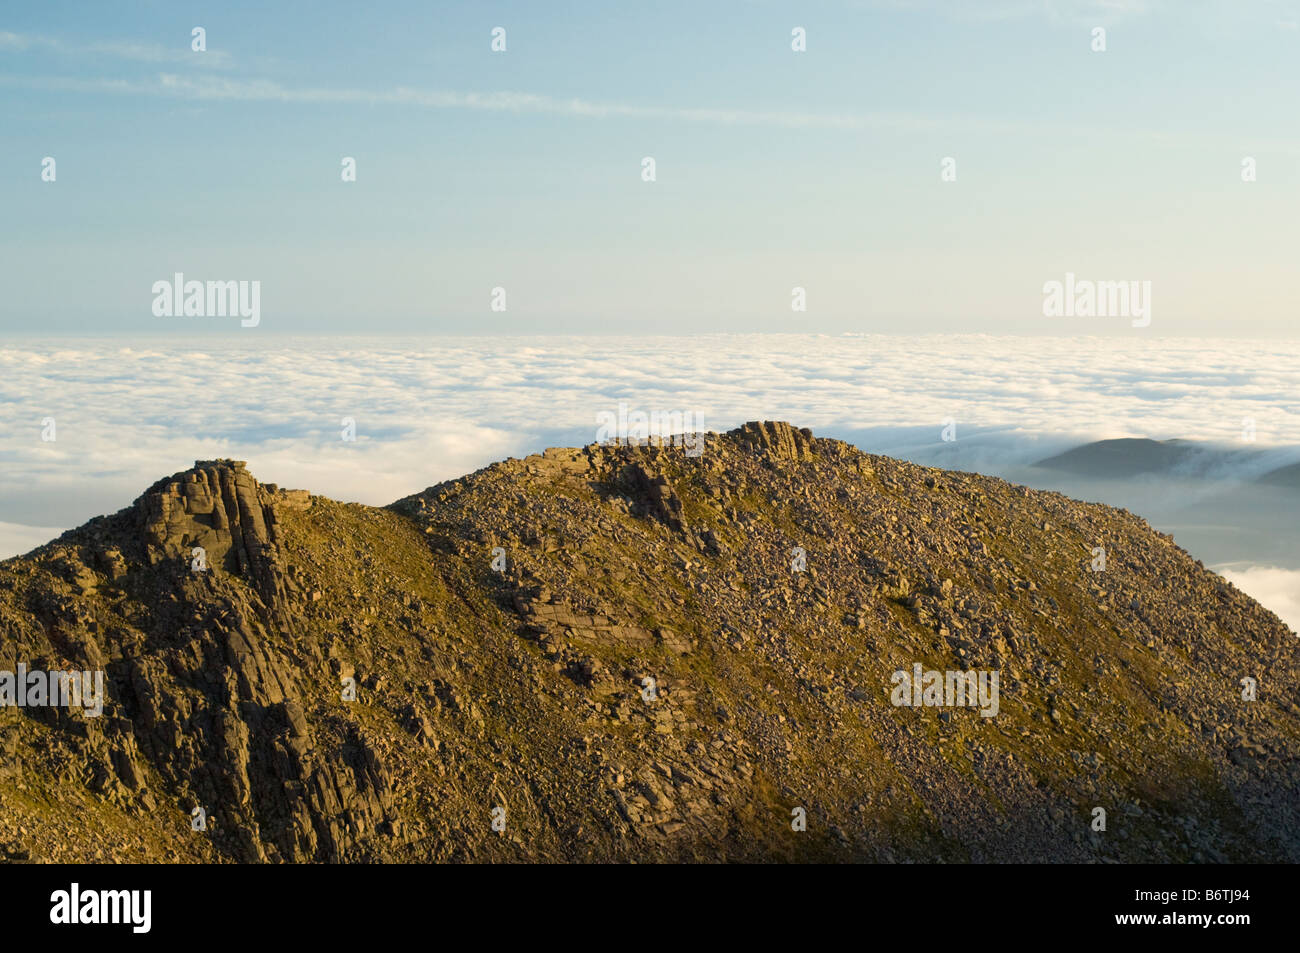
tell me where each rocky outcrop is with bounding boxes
[2,461,398,863]
[136,460,310,627]
[617,462,688,534]
[733,420,815,461]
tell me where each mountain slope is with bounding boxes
[1,422,1297,863]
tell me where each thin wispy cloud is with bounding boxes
[158,74,918,128]
[0,69,938,130]
[0,30,232,67]
[3,67,1296,153]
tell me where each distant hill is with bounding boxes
[1035,437,1300,488]
[1259,462,1300,488]
[1,422,1297,863]
[1035,438,1215,478]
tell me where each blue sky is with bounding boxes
[2,0,1298,335]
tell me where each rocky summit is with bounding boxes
[1,422,1296,864]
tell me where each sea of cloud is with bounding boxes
[2,333,1296,627]
[1216,565,1300,634]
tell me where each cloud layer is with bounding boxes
[4,333,1297,526]
[1216,565,1300,634]
[4,332,1296,627]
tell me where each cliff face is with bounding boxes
[1,422,1297,863]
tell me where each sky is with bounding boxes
[3,0,1299,335]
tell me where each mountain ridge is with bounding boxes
[2,421,1297,863]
